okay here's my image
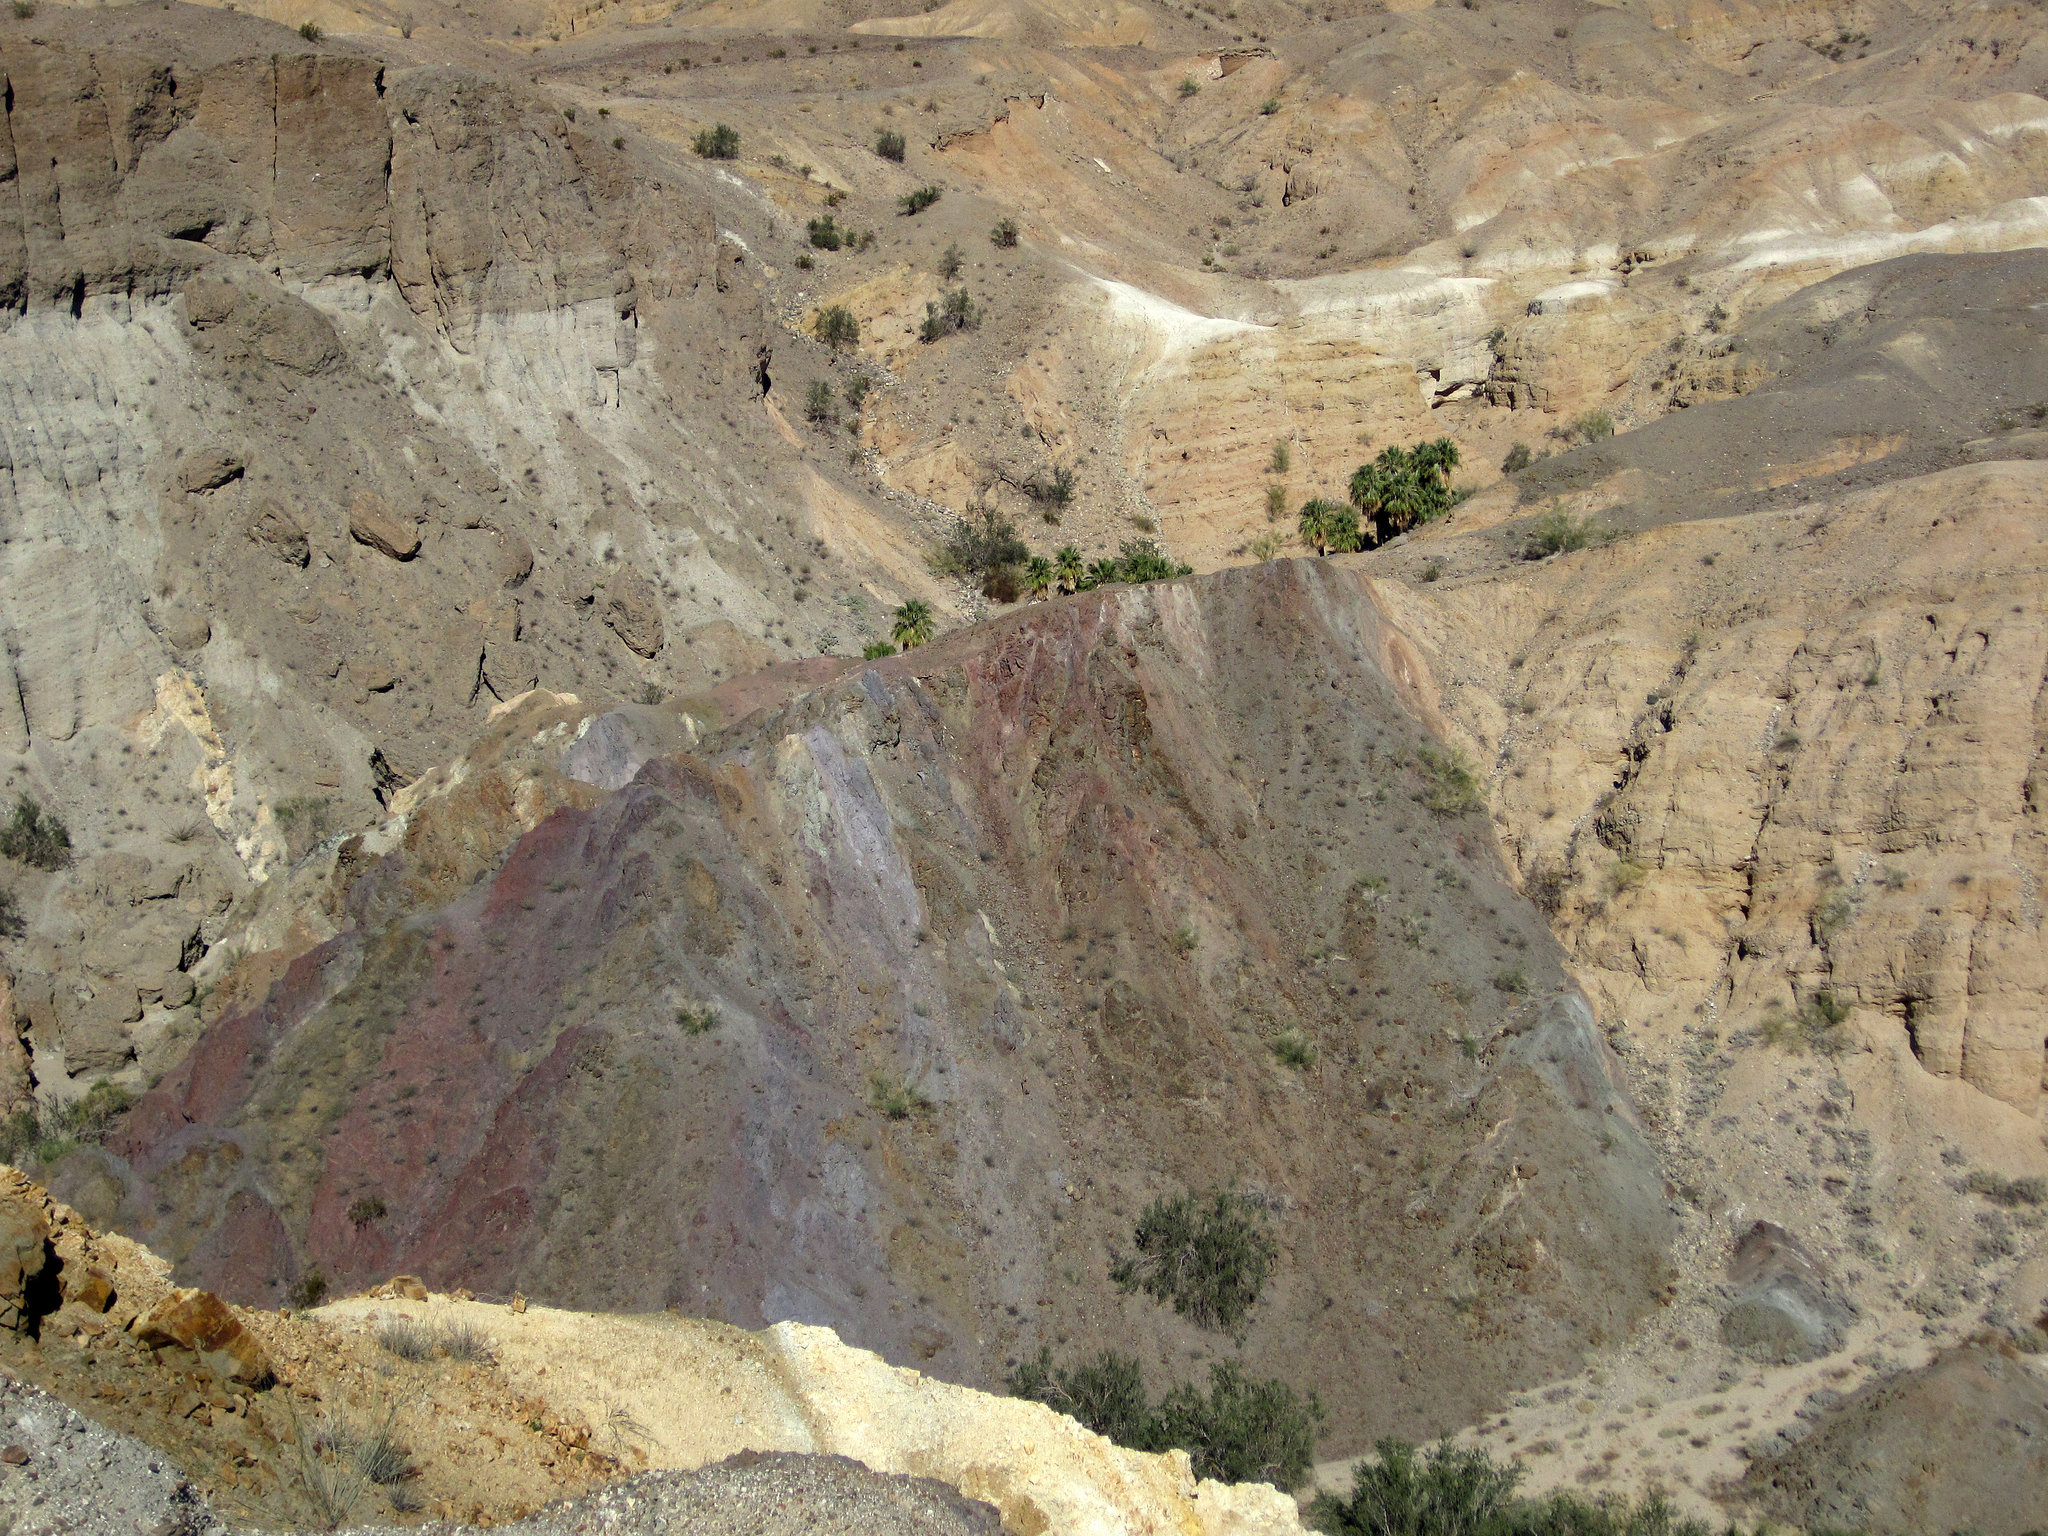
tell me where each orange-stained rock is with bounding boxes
[133,1288,275,1387]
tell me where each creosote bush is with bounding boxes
[814,304,860,350]
[692,123,741,159]
[875,128,906,161]
[0,796,71,870]
[898,184,943,216]
[1312,1438,1737,1536]
[1501,442,1534,475]
[807,214,844,250]
[919,287,978,341]
[1009,1349,1322,1490]
[1415,746,1481,816]
[804,379,837,424]
[1112,1188,1276,1336]
[1521,510,1603,559]
[990,217,1021,247]
[298,19,323,40]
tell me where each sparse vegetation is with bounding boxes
[862,640,898,659]
[1520,510,1603,559]
[692,123,741,159]
[1415,746,1481,816]
[1270,1031,1314,1069]
[807,214,845,250]
[1759,990,1851,1054]
[804,379,838,424]
[1571,408,1616,441]
[290,1269,329,1311]
[930,504,1029,597]
[1501,442,1534,475]
[299,19,323,40]
[1179,76,1201,97]
[1965,1171,2048,1206]
[919,287,979,341]
[898,184,943,216]
[1312,1438,1728,1536]
[938,242,965,280]
[0,887,19,939]
[376,1317,494,1364]
[1111,1188,1276,1337]
[1269,441,1292,474]
[1028,464,1077,510]
[676,1003,718,1034]
[347,1196,387,1229]
[875,128,906,161]
[814,304,860,350]
[1009,1349,1322,1490]
[870,1073,932,1119]
[0,1080,134,1167]
[0,795,71,870]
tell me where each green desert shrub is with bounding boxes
[692,123,740,159]
[898,185,942,216]
[919,288,978,341]
[1312,1438,1729,1536]
[807,214,845,250]
[875,128,906,161]
[1111,1188,1276,1336]
[0,796,70,870]
[1009,1349,1322,1490]
[1416,746,1481,816]
[990,217,1021,247]
[1520,510,1603,559]
[814,305,860,350]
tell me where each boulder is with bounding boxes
[248,501,311,567]
[1719,1221,1854,1364]
[349,492,421,561]
[600,566,665,657]
[133,1288,275,1387]
[175,450,245,494]
[388,1275,429,1301]
[63,1266,115,1314]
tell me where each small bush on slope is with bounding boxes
[1312,1439,1735,1536]
[1008,1348,1322,1490]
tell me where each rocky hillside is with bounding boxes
[2,0,2047,1528]
[84,558,1674,1453]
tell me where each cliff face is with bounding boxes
[101,559,1672,1450]
[0,8,947,1111]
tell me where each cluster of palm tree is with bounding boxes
[1020,540,1190,597]
[1297,439,1463,555]
[1347,439,1462,544]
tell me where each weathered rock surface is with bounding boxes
[1717,1221,1854,1365]
[1741,1338,2048,1536]
[347,491,422,562]
[132,1289,274,1388]
[110,562,1672,1452]
[322,1295,1306,1536]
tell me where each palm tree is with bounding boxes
[891,599,936,650]
[1053,545,1084,593]
[1324,502,1363,553]
[1026,555,1054,598]
[1298,498,1338,556]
